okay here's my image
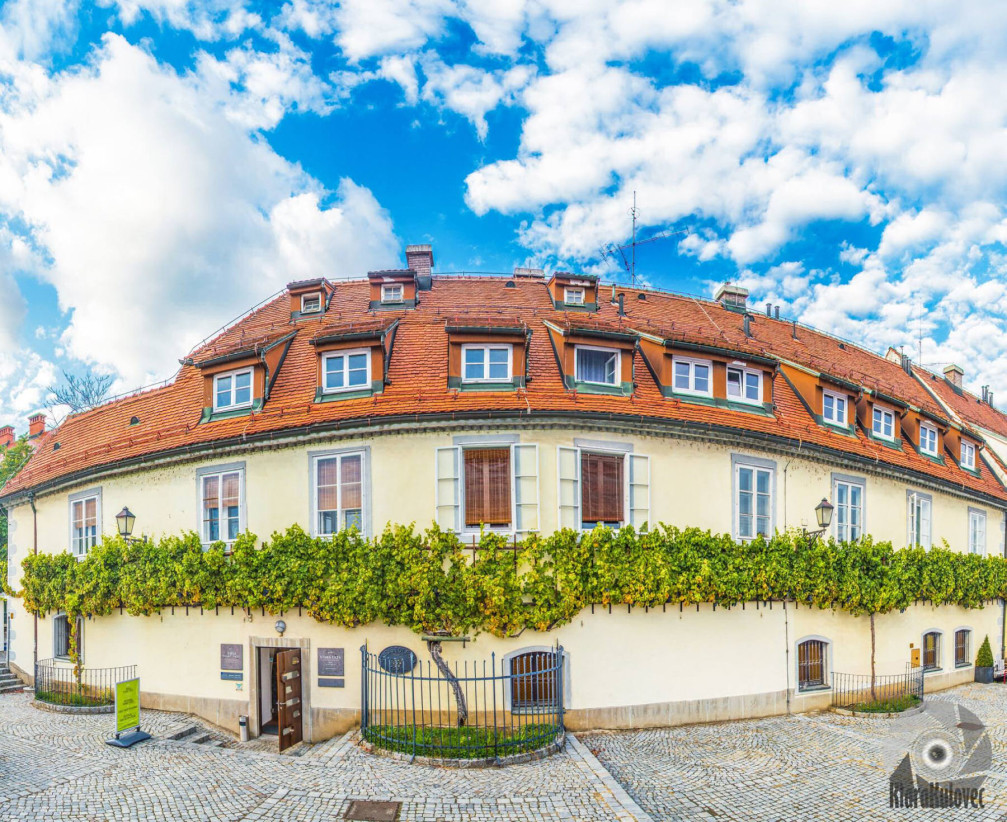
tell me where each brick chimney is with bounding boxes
[28,413,45,439]
[0,425,13,449]
[714,282,749,313]
[405,244,433,290]
[943,364,964,388]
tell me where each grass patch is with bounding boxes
[850,694,921,714]
[363,723,558,759]
[35,689,112,708]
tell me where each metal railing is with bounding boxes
[34,659,136,708]
[361,644,565,760]
[831,666,924,711]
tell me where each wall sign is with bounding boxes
[220,643,243,671]
[318,678,345,688]
[220,671,243,681]
[378,645,417,674]
[317,647,344,677]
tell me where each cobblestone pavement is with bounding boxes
[0,692,651,821]
[583,683,1007,822]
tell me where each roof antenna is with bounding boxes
[598,191,688,285]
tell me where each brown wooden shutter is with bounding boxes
[463,448,511,527]
[581,452,624,525]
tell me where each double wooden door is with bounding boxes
[276,649,303,751]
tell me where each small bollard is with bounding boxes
[239,715,248,743]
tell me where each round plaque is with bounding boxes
[378,645,417,673]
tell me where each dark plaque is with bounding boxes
[221,671,243,681]
[378,645,417,674]
[220,643,243,671]
[318,678,345,688]
[317,647,344,677]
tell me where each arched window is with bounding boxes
[955,629,971,668]
[509,650,559,710]
[53,614,83,662]
[923,631,941,671]
[797,638,829,690]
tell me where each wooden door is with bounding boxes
[276,649,303,751]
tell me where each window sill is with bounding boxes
[796,684,831,694]
[916,450,945,465]
[566,377,633,396]
[368,299,416,311]
[955,662,973,669]
[199,401,261,423]
[923,667,943,674]
[449,376,525,391]
[552,300,598,312]
[313,384,381,403]
[868,434,903,450]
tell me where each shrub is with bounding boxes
[976,635,995,668]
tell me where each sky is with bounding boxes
[2,0,1007,429]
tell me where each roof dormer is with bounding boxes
[444,319,530,391]
[543,319,636,395]
[368,269,418,310]
[287,278,334,320]
[547,272,598,311]
[309,318,398,401]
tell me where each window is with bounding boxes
[969,509,986,556]
[581,451,624,528]
[462,344,512,383]
[726,365,762,404]
[53,614,82,661]
[735,461,773,540]
[822,390,847,427]
[907,491,932,548]
[872,406,895,440]
[833,478,863,543]
[314,452,364,535]
[575,346,618,386]
[200,469,242,543]
[922,631,941,671]
[300,292,321,313]
[672,357,712,397]
[961,441,976,470]
[797,639,828,690]
[564,287,585,305]
[955,629,971,667]
[69,492,100,557]
[919,422,939,456]
[381,284,403,303]
[510,650,559,710]
[322,349,370,393]
[463,448,511,528]
[213,368,253,412]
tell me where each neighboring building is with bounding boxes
[2,244,1006,741]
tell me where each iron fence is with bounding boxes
[34,658,136,708]
[831,665,924,711]
[361,644,565,760]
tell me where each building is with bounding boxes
[2,244,1006,742]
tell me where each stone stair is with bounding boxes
[0,664,24,694]
[166,724,232,748]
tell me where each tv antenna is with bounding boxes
[599,191,688,285]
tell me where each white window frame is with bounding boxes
[672,356,713,398]
[919,422,939,457]
[212,367,254,412]
[461,344,513,383]
[300,292,322,313]
[968,508,986,556]
[961,440,976,471]
[321,348,372,394]
[310,448,370,538]
[732,454,775,542]
[907,489,932,549]
[68,488,101,558]
[832,473,865,543]
[574,344,620,387]
[821,390,847,427]
[726,364,762,405]
[564,287,585,305]
[381,283,404,303]
[197,463,246,546]
[557,440,648,532]
[872,405,896,441]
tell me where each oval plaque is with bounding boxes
[378,645,417,674]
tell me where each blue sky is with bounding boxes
[1,1,1007,428]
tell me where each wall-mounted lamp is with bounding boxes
[275,620,286,636]
[115,507,137,542]
[803,498,834,545]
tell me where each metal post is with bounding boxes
[359,644,368,737]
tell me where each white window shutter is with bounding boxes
[921,498,932,548]
[907,493,916,546]
[435,446,461,532]
[512,444,539,534]
[557,446,581,530]
[629,454,650,530]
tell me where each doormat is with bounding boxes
[343,800,401,821]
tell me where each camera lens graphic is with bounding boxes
[919,736,954,774]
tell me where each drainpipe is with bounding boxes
[29,492,37,679]
[784,600,791,715]
[1002,511,1006,661]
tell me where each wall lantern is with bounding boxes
[275,620,287,636]
[815,498,834,530]
[115,507,136,541]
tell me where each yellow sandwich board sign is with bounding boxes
[106,677,151,748]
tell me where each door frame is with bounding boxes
[248,635,312,741]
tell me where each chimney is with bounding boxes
[714,282,748,313]
[513,267,544,279]
[405,244,433,290]
[943,364,964,388]
[774,306,780,320]
[765,302,771,316]
[617,293,626,317]
[743,314,752,337]
[28,413,45,439]
[0,425,13,449]
[901,354,912,375]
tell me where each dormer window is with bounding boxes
[726,365,762,404]
[575,345,618,386]
[381,284,403,304]
[920,422,939,456]
[463,344,512,383]
[672,357,712,397]
[822,390,847,427]
[564,287,585,305]
[301,292,322,314]
[961,440,976,470]
[872,405,895,440]
[322,349,370,393]
[213,368,253,412]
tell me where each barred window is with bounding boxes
[510,651,558,710]
[923,631,941,671]
[798,639,827,690]
[955,629,970,667]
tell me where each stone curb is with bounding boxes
[357,730,565,768]
[565,734,660,822]
[32,699,113,715]
[830,702,926,719]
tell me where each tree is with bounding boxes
[47,370,113,413]
[0,436,33,575]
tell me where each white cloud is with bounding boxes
[102,0,261,40]
[420,55,532,138]
[333,0,455,62]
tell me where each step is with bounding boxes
[190,733,214,745]
[0,683,24,694]
[167,726,200,742]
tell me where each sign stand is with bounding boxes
[106,677,151,749]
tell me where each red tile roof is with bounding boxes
[915,366,1007,442]
[5,277,1005,504]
